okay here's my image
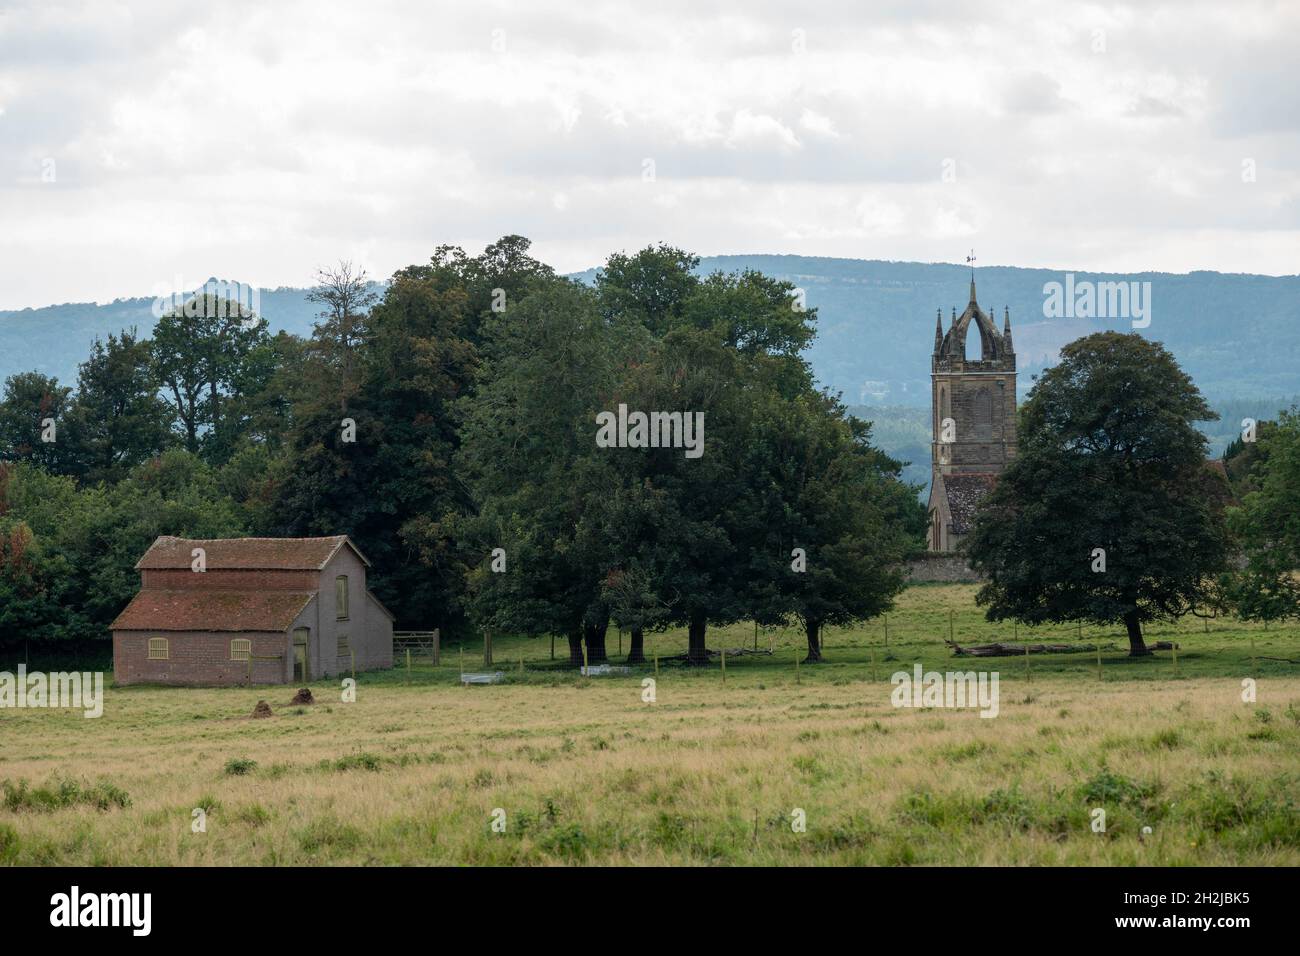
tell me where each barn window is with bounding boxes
[336,575,349,620]
[230,638,251,661]
[148,637,169,660]
[337,635,350,665]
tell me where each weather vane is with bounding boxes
[966,249,976,267]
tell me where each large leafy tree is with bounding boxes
[968,332,1230,655]
[62,330,173,485]
[744,392,926,661]
[590,246,825,663]
[457,279,629,662]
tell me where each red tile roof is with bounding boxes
[111,589,316,632]
[135,535,368,571]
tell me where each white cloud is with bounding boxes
[0,0,1298,309]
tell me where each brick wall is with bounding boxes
[113,631,289,686]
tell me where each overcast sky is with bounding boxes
[1,0,1297,309]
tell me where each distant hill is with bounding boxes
[574,256,1300,407]
[3,255,1296,480]
[0,282,329,387]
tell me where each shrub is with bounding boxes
[1,778,130,813]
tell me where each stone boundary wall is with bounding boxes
[904,553,983,583]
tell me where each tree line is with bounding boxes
[0,237,927,662]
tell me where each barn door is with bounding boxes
[292,628,310,681]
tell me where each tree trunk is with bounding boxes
[1124,611,1150,657]
[687,611,709,665]
[803,619,823,663]
[627,627,646,664]
[566,631,584,666]
[584,619,609,665]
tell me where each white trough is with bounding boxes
[460,671,505,684]
[581,664,631,676]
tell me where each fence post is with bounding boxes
[550,633,555,661]
[795,647,800,685]
[1024,643,1030,683]
[406,648,411,683]
[884,615,889,649]
[721,647,726,684]
[582,642,589,675]
[350,648,356,681]
[484,629,492,667]
[870,647,877,682]
[433,629,441,667]
[1096,641,1102,681]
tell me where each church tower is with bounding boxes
[927,275,1017,552]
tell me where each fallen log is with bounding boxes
[657,647,775,662]
[947,640,1129,657]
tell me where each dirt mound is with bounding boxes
[251,700,273,719]
[290,687,315,705]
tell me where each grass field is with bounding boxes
[1,585,1298,865]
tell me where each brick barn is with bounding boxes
[111,535,394,686]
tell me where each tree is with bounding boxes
[456,279,627,663]
[967,332,1230,656]
[150,293,274,460]
[0,454,247,649]
[0,372,73,474]
[596,244,700,335]
[590,245,822,663]
[270,257,478,631]
[1224,407,1300,624]
[305,261,379,411]
[744,392,926,661]
[62,330,173,485]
